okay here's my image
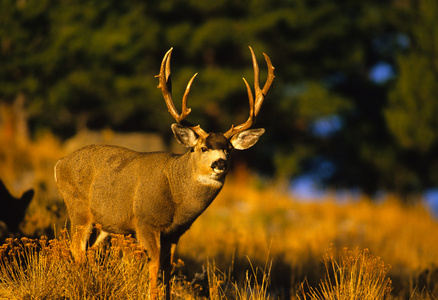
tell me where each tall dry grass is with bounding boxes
[1,115,438,298]
[175,174,438,299]
[0,232,277,299]
[0,233,432,299]
[302,248,392,300]
[0,232,155,299]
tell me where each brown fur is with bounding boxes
[55,127,264,300]
[56,46,273,300]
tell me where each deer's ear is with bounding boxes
[172,123,199,147]
[230,128,265,150]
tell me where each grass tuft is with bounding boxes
[301,247,392,300]
[0,232,274,299]
[207,257,273,300]
[0,231,156,299]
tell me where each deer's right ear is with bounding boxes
[171,123,199,148]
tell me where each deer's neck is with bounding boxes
[168,152,224,206]
[163,153,225,237]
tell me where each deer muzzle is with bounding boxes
[211,159,228,174]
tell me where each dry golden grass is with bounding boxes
[177,175,438,298]
[1,122,438,299]
[0,232,155,299]
[0,232,276,299]
[301,248,392,300]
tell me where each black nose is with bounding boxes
[211,159,227,171]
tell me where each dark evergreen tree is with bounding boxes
[2,0,437,198]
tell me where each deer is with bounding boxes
[0,179,34,238]
[54,46,274,300]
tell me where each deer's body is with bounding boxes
[55,47,274,300]
[55,144,223,242]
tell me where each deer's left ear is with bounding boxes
[172,123,199,147]
[230,128,265,150]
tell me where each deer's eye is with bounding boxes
[201,147,208,153]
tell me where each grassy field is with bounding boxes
[1,129,438,299]
[176,175,438,299]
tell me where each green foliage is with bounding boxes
[386,54,438,152]
[381,0,438,193]
[386,0,438,153]
[2,0,438,196]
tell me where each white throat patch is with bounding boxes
[196,175,224,187]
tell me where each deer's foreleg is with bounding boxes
[160,240,178,300]
[137,224,161,300]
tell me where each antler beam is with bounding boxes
[224,46,275,139]
[156,48,208,138]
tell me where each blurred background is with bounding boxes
[2,0,438,297]
[2,0,438,203]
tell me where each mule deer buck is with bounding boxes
[54,46,274,299]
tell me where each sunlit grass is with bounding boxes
[0,233,275,299]
[1,234,434,299]
[0,232,154,299]
[1,125,438,298]
[207,257,273,300]
[301,248,392,300]
[177,175,438,298]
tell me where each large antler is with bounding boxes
[156,48,208,138]
[223,46,275,139]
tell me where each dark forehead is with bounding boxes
[205,133,230,150]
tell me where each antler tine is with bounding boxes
[243,77,255,121]
[180,73,197,121]
[250,46,260,103]
[156,48,208,138]
[157,48,178,121]
[258,52,275,115]
[224,46,275,139]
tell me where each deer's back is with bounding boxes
[55,144,177,233]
